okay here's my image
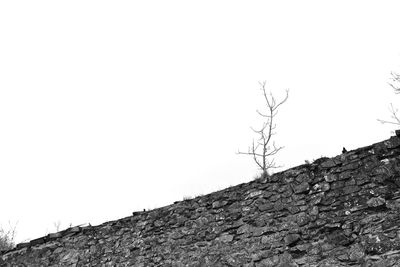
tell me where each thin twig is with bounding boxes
[378,103,400,126]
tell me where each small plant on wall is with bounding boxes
[0,223,16,251]
[238,81,289,180]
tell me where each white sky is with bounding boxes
[1,1,400,243]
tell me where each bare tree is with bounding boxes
[378,72,400,127]
[238,81,289,179]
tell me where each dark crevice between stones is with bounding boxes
[386,174,400,189]
[317,225,341,235]
[377,150,400,161]
[287,239,301,248]
[315,226,354,247]
[365,205,390,213]
[328,230,353,246]
[289,248,307,259]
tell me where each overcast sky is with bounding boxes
[1,1,400,243]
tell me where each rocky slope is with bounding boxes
[2,133,400,266]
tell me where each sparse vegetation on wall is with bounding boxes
[0,224,16,252]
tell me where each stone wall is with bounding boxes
[2,134,400,266]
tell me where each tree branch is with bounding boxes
[378,103,400,126]
[389,72,400,93]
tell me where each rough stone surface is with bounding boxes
[2,134,400,266]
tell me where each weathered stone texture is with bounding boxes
[2,135,400,266]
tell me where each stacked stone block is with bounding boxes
[2,135,400,266]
